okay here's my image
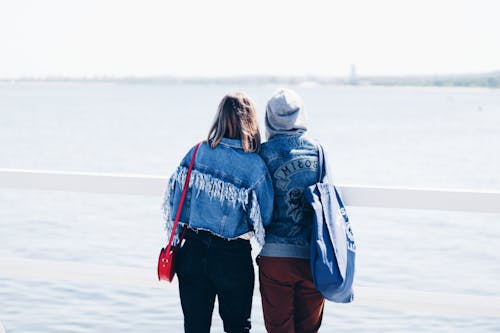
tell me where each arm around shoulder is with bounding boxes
[254,167,274,227]
[246,165,274,246]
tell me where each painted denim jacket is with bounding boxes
[161,138,274,246]
[258,132,322,257]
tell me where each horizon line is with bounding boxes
[1,69,500,81]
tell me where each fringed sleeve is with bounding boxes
[160,169,182,245]
[249,190,265,246]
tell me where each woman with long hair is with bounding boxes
[162,92,274,333]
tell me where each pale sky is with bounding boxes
[1,0,499,78]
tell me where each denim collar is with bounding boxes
[220,137,243,149]
[268,130,306,141]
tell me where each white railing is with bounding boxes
[1,168,500,318]
[1,168,499,213]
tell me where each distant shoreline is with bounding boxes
[1,71,499,89]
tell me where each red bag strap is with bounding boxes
[166,142,202,252]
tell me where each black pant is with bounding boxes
[176,228,254,333]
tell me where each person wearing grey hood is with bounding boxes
[257,88,326,333]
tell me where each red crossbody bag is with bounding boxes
[157,142,201,282]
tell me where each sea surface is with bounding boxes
[1,82,499,332]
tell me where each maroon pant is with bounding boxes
[258,256,325,333]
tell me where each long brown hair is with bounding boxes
[207,92,261,153]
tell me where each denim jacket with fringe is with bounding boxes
[162,138,274,246]
[258,132,322,258]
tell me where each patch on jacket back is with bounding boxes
[274,157,318,191]
[286,187,313,224]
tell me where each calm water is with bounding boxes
[1,83,499,332]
